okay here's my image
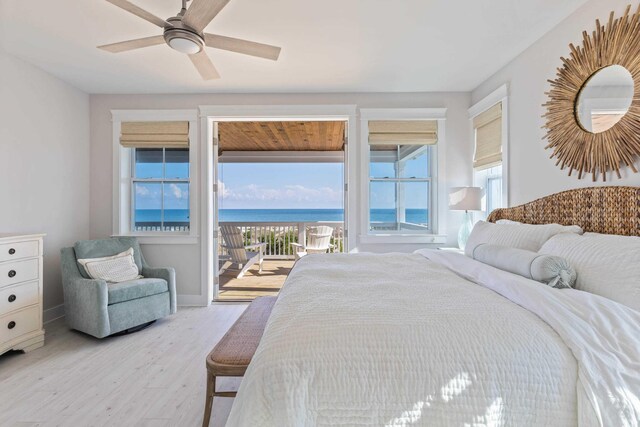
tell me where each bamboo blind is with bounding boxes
[473,103,502,170]
[120,121,189,148]
[368,120,438,145]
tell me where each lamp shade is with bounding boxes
[449,187,483,211]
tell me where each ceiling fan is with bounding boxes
[98,0,281,80]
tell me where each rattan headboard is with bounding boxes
[487,186,640,237]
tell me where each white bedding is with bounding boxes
[226,252,640,427]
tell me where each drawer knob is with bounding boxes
[7,321,15,330]
[8,248,15,255]
[8,294,16,303]
[8,270,16,278]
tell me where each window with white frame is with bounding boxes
[367,120,438,234]
[472,102,505,217]
[115,118,196,238]
[132,147,190,232]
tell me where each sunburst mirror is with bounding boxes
[543,5,640,181]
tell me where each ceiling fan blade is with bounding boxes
[188,51,220,80]
[98,35,166,53]
[106,0,169,27]
[204,34,281,60]
[182,0,231,33]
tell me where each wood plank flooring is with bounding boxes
[0,304,249,427]
[217,260,293,301]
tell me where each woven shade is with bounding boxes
[120,121,189,148]
[473,103,502,170]
[368,120,437,146]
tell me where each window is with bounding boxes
[132,148,190,232]
[474,164,503,215]
[471,100,506,219]
[367,120,437,234]
[113,115,198,243]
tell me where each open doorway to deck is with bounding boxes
[214,120,348,301]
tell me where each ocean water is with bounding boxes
[135,208,427,224]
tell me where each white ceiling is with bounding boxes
[0,0,590,94]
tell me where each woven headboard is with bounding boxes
[487,186,640,237]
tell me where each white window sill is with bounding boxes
[358,234,447,245]
[112,234,199,245]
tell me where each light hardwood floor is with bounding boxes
[0,304,249,427]
[217,260,293,301]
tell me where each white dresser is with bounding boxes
[0,234,45,355]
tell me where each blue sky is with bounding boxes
[218,163,344,209]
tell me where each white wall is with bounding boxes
[472,0,640,207]
[90,92,472,300]
[0,50,90,314]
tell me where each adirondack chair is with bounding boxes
[219,225,267,279]
[291,225,335,260]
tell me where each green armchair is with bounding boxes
[60,237,177,338]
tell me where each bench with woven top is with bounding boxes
[202,296,277,427]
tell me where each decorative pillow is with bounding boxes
[472,243,576,289]
[464,221,583,257]
[74,237,143,279]
[539,232,640,311]
[77,248,142,283]
[495,219,522,225]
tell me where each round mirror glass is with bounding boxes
[576,65,634,133]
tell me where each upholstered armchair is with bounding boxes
[60,237,177,338]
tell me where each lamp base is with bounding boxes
[457,211,473,250]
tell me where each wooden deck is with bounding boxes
[217,260,294,301]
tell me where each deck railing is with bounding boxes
[218,221,344,259]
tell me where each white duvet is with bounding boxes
[226,251,640,427]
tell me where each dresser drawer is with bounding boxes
[0,306,40,344]
[0,281,39,314]
[0,259,39,288]
[0,240,40,263]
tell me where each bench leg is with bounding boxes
[202,371,216,427]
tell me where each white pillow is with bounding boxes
[465,221,583,256]
[539,232,640,312]
[77,248,142,283]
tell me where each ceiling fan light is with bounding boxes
[168,37,202,54]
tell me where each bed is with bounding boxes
[226,187,640,427]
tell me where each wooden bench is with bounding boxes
[202,296,277,427]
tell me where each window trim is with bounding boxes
[359,108,447,244]
[112,110,199,245]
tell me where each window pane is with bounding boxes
[369,181,396,231]
[135,148,163,178]
[369,146,396,178]
[400,181,429,229]
[165,148,189,179]
[487,177,502,214]
[399,146,429,178]
[369,145,429,178]
[133,182,162,231]
[369,180,430,232]
[163,182,190,232]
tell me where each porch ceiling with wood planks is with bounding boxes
[218,121,345,151]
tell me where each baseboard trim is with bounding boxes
[43,304,65,324]
[177,294,209,307]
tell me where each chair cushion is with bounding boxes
[108,278,168,305]
[74,237,143,279]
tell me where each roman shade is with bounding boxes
[368,120,438,145]
[473,103,502,170]
[120,121,189,148]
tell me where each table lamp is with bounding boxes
[449,187,483,250]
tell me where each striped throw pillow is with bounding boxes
[77,247,142,283]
